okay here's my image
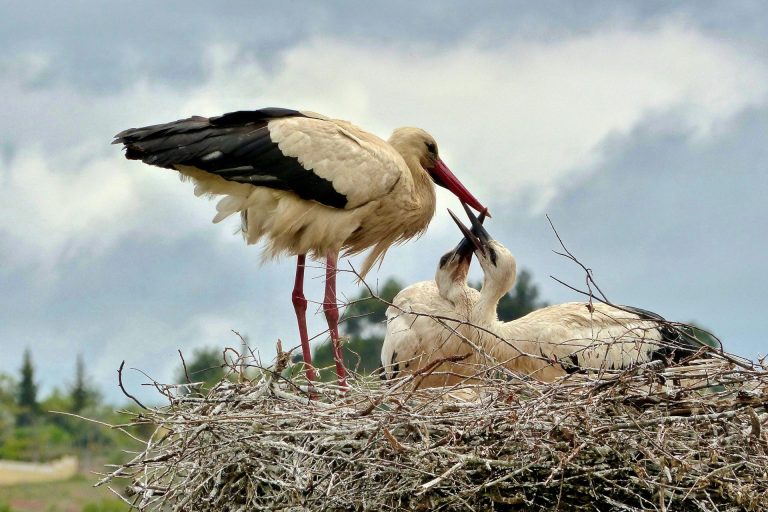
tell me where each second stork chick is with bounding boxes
[452,207,705,382]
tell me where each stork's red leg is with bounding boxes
[323,252,348,389]
[292,254,317,382]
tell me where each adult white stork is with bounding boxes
[113,108,487,387]
[381,214,485,387]
[452,207,703,382]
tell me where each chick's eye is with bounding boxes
[488,247,498,265]
[439,254,450,267]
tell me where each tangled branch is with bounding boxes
[99,344,768,511]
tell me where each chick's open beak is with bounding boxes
[448,207,488,258]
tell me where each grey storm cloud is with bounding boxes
[2,1,766,92]
[491,108,768,358]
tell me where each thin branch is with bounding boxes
[118,360,148,410]
[178,350,191,385]
[546,214,610,303]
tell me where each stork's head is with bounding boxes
[388,127,487,215]
[449,204,517,299]
[434,211,486,301]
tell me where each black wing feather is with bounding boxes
[620,305,703,361]
[114,108,348,209]
[209,108,304,126]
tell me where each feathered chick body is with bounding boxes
[455,209,701,382]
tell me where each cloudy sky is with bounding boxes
[1,1,766,403]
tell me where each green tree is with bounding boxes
[69,353,99,414]
[0,373,15,412]
[175,347,228,393]
[16,349,38,427]
[312,334,385,376]
[342,279,404,339]
[0,373,16,447]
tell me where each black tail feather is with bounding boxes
[620,305,711,362]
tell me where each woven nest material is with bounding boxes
[100,346,768,512]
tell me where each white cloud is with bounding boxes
[1,21,766,272]
[0,147,220,276]
[0,149,133,262]
[257,24,767,209]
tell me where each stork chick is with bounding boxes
[381,214,486,387]
[452,207,702,381]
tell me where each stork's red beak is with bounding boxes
[431,159,489,217]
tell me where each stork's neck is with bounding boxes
[408,155,437,213]
[444,282,476,317]
[472,248,517,327]
[467,263,550,372]
[388,136,437,214]
[469,284,535,371]
[473,275,507,327]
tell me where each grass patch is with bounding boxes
[1,474,123,512]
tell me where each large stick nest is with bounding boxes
[101,346,768,511]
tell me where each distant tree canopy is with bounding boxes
[311,268,548,379]
[0,373,16,443]
[16,349,38,427]
[69,353,100,414]
[0,373,15,408]
[342,279,404,340]
[175,347,228,393]
[0,350,152,463]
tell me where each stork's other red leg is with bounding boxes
[324,252,348,388]
[292,254,317,382]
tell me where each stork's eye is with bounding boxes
[425,141,437,155]
[488,247,498,265]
